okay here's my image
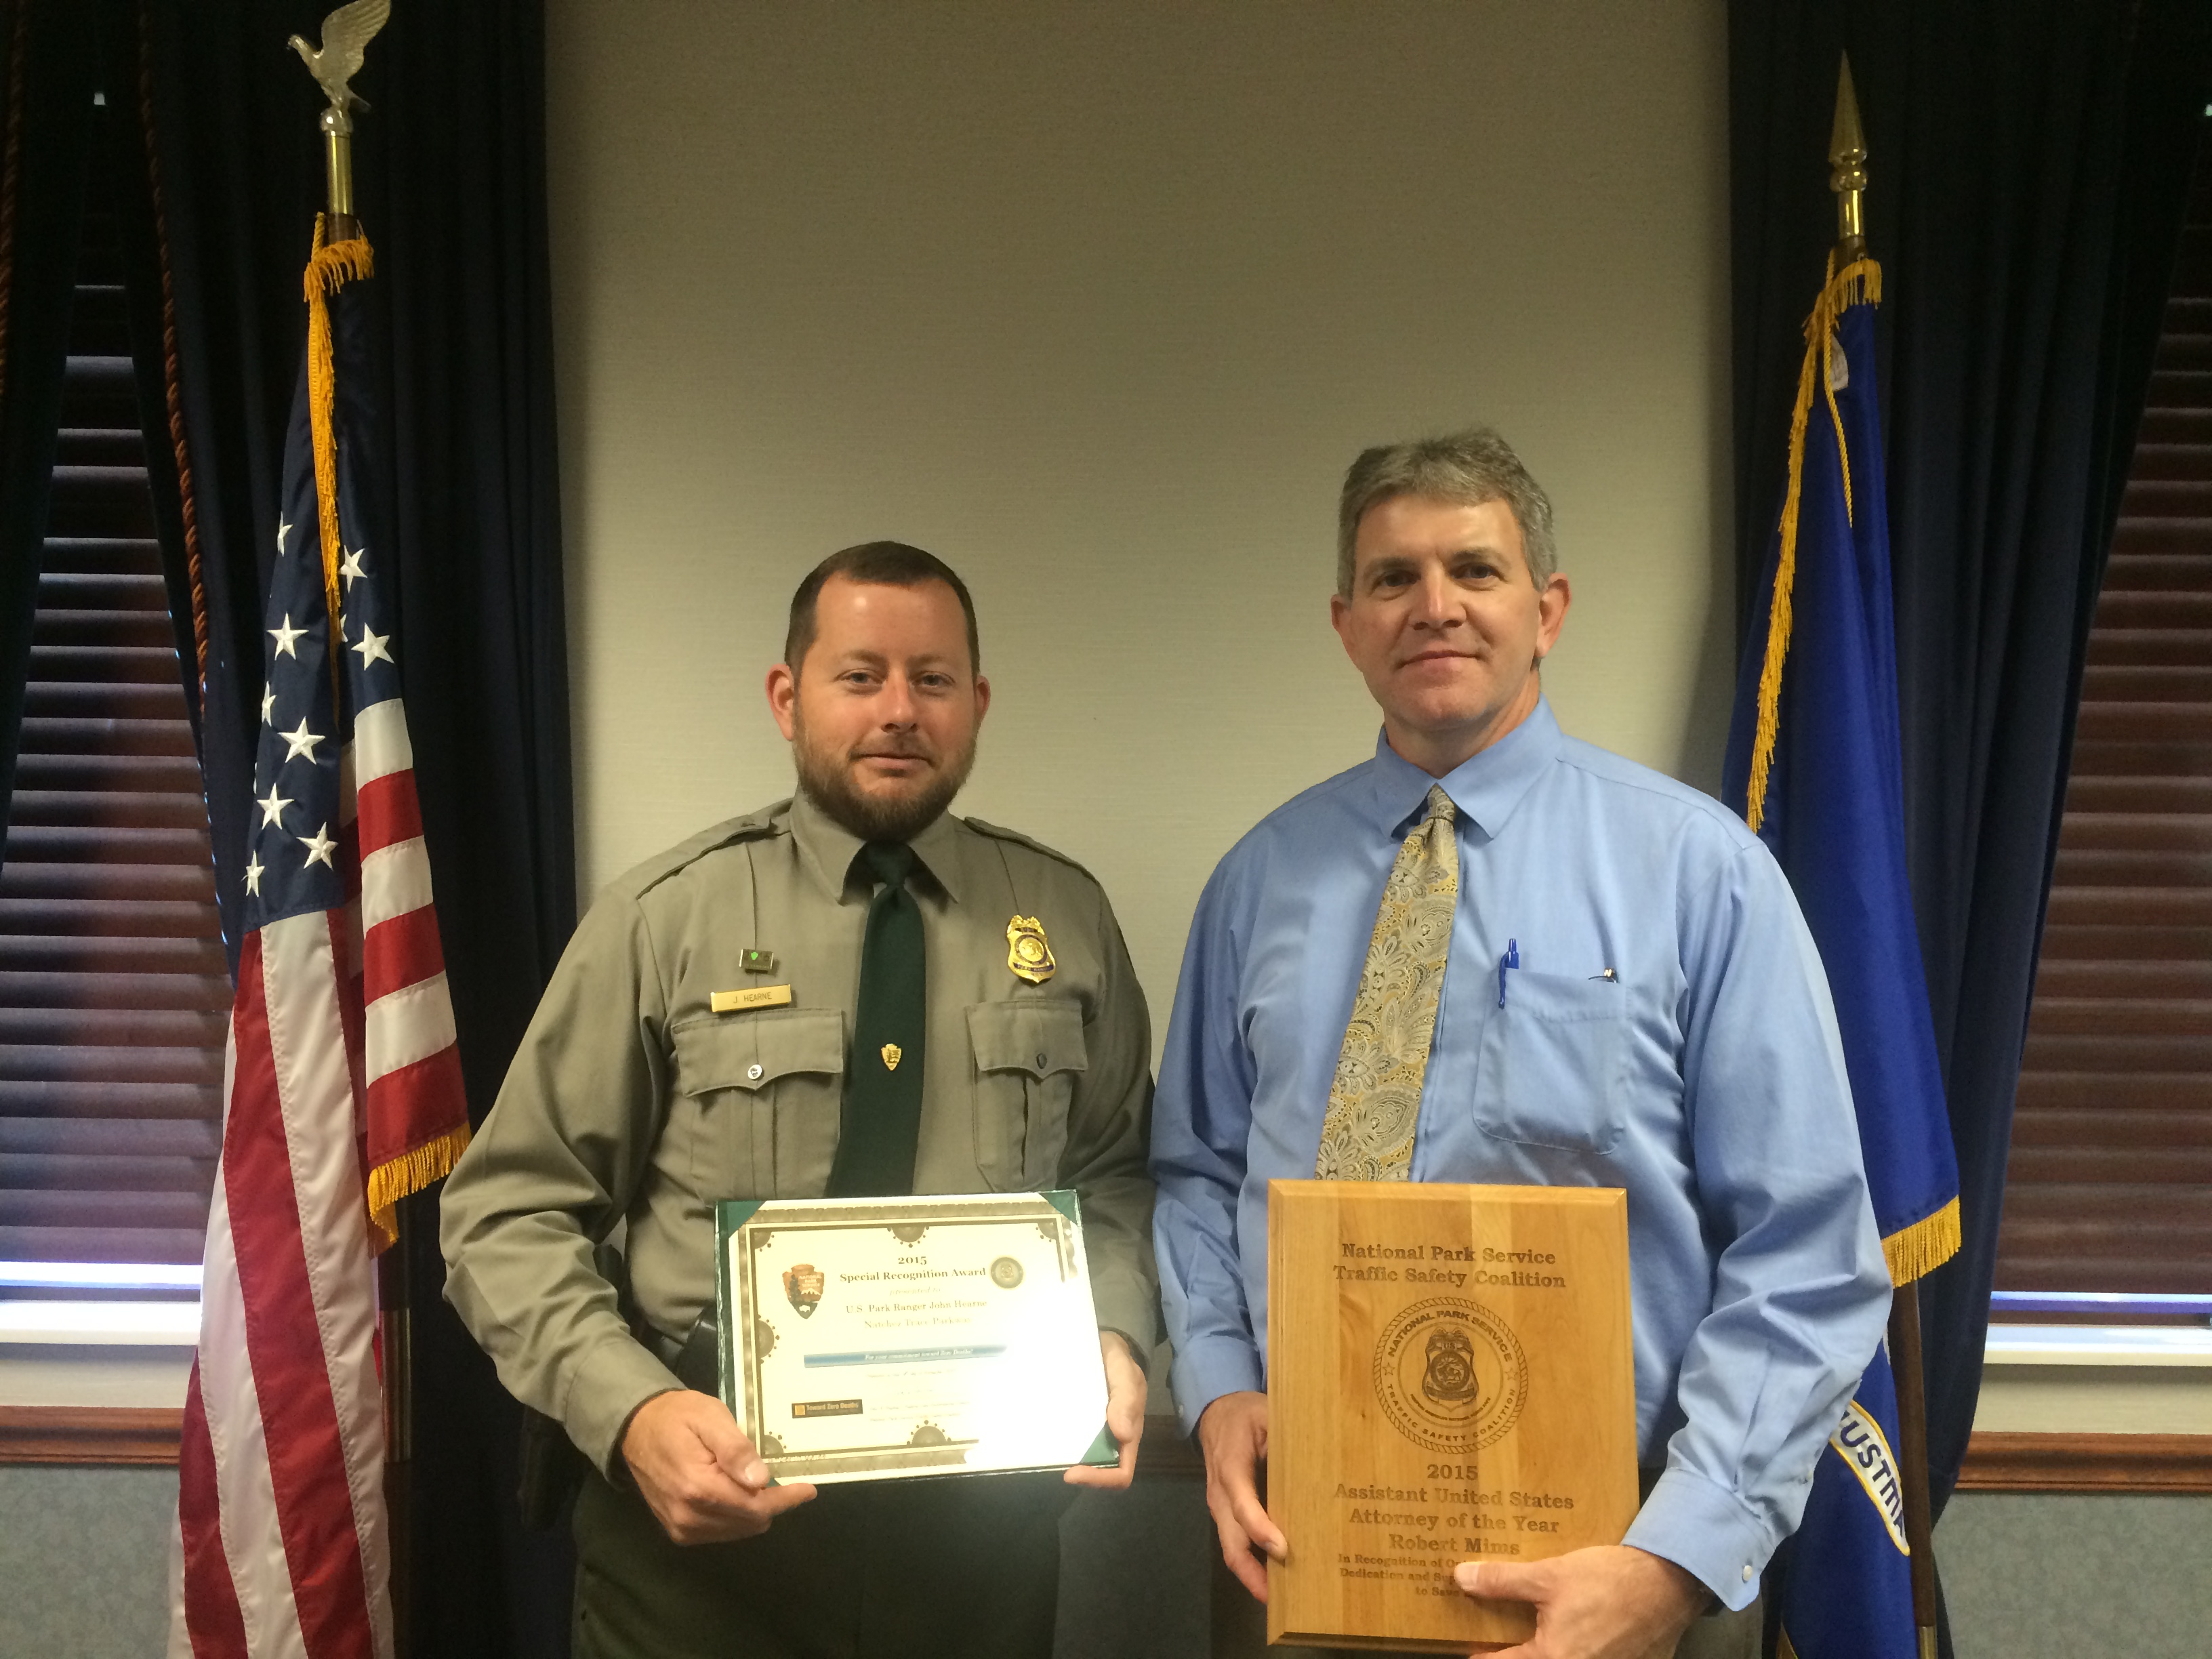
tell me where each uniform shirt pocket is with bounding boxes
[966,999,1088,1191]
[1474,971,1627,1155]
[670,1009,846,1199]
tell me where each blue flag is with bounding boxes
[1721,257,1960,1659]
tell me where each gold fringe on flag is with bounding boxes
[300,217,471,1252]
[302,215,374,708]
[1742,254,1883,832]
[1883,1194,1961,1288]
[367,1125,472,1252]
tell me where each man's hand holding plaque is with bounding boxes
[1454,1547,1707,1659]
[1195,1389,1287,1600]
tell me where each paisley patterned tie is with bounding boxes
[1315,784,1459,1181]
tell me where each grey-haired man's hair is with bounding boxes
[1335,427,1557,597]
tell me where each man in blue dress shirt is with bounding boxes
[1150,428,1892,1659]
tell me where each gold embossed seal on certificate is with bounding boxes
[1267,1181,1639,1652]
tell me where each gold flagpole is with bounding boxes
[290,6,405,1652]
[290,1,384,244]
[1831,56,1940,1659]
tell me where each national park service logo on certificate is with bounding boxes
[783,1263,825,1318]
[1372,1296,1528,1454]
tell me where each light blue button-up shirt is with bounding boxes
[1150,699,1890,1608]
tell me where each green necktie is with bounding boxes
[827,840,926,1197]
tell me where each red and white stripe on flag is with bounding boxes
[350,697,468,1245]
[173,697,466,1659]
[175,909,394,1659]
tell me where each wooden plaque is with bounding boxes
[1266,1181,1637,1652]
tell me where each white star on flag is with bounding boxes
[255,785,292,829]
[270,614,308,659]
[262,683,276,724]
[280,719,324,764]
[340,545,369,588]
[243,853,265,897]
[298,823,339,869]
[276,516,291,559]
[351,627,394,669]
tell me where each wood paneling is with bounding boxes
[1957,1433,2212,1494]
[0,1406,182,1466]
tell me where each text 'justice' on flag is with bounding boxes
[171,219,469,1659]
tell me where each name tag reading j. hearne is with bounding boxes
[1267,1181,1638,1652]
[716,1192,1119,1484]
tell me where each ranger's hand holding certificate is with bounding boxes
[716,1191,1120,1483]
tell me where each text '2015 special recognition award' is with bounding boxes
[1268,1182,1639,1652]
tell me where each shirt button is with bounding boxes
[747,1063,764,1081]
[1036,1052,1048,1069]
[1741,1565,1755,1583]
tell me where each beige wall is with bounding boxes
[545,0,1735,1034]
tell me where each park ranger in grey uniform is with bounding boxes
[441,541,1155,1659]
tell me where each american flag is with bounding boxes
[173,229,470,1659]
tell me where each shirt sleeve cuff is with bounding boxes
[561,1330,686,1478]
[1168,1333,1265,1437]
[1622,1466,1778,1612]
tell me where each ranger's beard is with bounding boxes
[790,714,977,844]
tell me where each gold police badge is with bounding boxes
[1006,916,1055,983]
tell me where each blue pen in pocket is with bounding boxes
[1497,937,1519,1007]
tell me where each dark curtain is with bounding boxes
[0,1,100,853]
[1730,0,2212,1622]
[94,2,577,1653]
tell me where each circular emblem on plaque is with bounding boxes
[1372,1298,1528,1454]
[989,1255,1025,1289]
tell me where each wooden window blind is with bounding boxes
[0,205,229,1268]
[2000,145,2212,1295]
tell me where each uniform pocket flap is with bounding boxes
[672,1008,846,1095]
[966,999,1088,1078]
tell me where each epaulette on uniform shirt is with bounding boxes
[614,802,788,903]
[962,815,1100,887]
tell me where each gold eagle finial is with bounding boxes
[288,0,391,115]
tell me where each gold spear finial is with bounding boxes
[1830,52,1868,263]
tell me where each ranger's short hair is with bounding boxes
[784,541,981,672]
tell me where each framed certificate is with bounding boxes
[716,1191,1119,1484]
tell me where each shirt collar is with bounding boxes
[789,787,968,905]
[1367,697,1562,840]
